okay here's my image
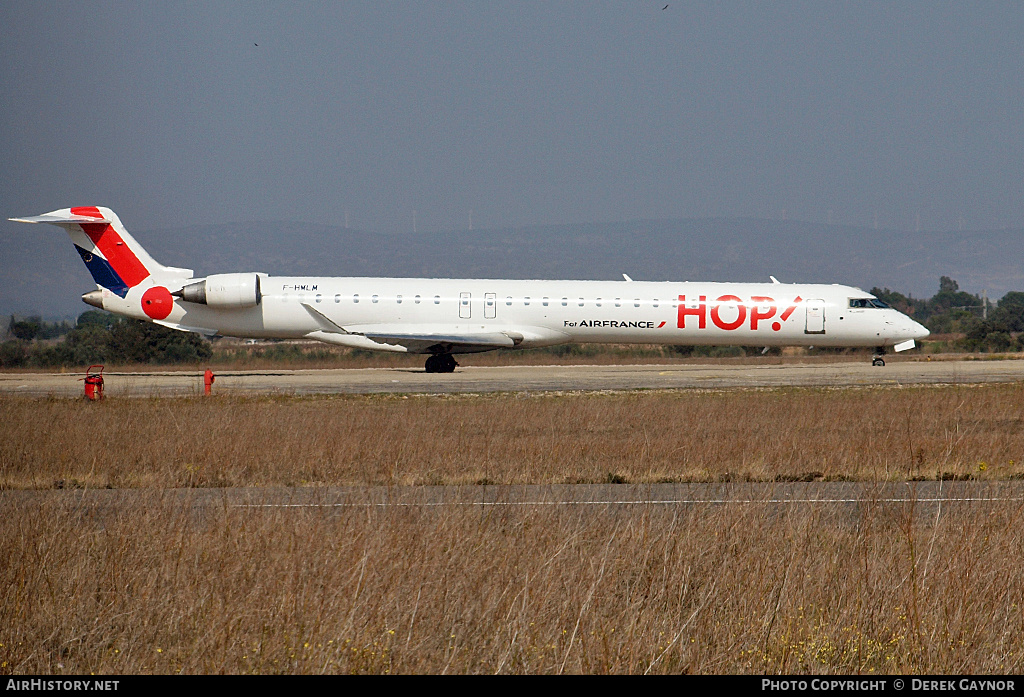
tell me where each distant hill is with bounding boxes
[4,217,1024,319]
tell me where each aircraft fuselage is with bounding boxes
[12,207,930,370]
[97,275,928,353]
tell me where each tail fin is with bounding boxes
[10,206,192,297]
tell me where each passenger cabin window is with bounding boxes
[353,294,359,303]
[397,295,403,304]
[542,297,549,306]
[634,299,640,307]
[372,295,379,303]
[434,295,441,304]
[653,299,659,308]
[561,298,568,306]
[596,298,602,307]
[578,298,585,307]
[415,295,421,304]
[315,294,322,303]
[524,297,530,306]
[334,294,341,303]
[615,298,621,307]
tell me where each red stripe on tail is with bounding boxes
[80,223,150,288]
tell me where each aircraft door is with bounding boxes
[460,292,472,319]
[484,293,496,319]
[805,299,826,334]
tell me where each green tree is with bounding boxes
[991,291,1024,332]
[76,310,117,329]
[0,340,28,367]
[870,287,926,318]
[9,316,41,341]
[963,320,1016,353]
[921,277,986,334]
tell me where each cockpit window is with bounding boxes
[849,298,891,309]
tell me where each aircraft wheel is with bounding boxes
[440,354,458,373]
[872,356,886,367]
[425,354,458,373]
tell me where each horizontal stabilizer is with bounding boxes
[11,207,193,293]
[10,213,113,225]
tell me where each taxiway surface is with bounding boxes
[2,359,1022,397]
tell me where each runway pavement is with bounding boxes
[2,358,1023,397]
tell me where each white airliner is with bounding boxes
[12,206,929,372]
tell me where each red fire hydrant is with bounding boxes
[83,364,104,401]
[204,369,215,395]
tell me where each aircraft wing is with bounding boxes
[301,303,520,353]
[359,330,516,353]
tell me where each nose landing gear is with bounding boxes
[425,353,459,373]
[871,347,886,367]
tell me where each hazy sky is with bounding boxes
[3,1,1024,234]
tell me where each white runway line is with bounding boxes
[236,496,1024,508]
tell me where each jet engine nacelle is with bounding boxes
[177,273,262,308]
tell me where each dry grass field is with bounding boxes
[2,491,1023,674]
[3,383,1024,674]
[2,383,1024,489]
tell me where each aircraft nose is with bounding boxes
[908,317,929,339]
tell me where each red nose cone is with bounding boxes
[141,286,174,320]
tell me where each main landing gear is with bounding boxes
[424,353,459,373]
[871,347,886,367]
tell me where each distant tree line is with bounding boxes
[0,311,211,368]
[7,315,74,341]
[872,276,1024,352]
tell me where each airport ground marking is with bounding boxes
[235,496,1024,508]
